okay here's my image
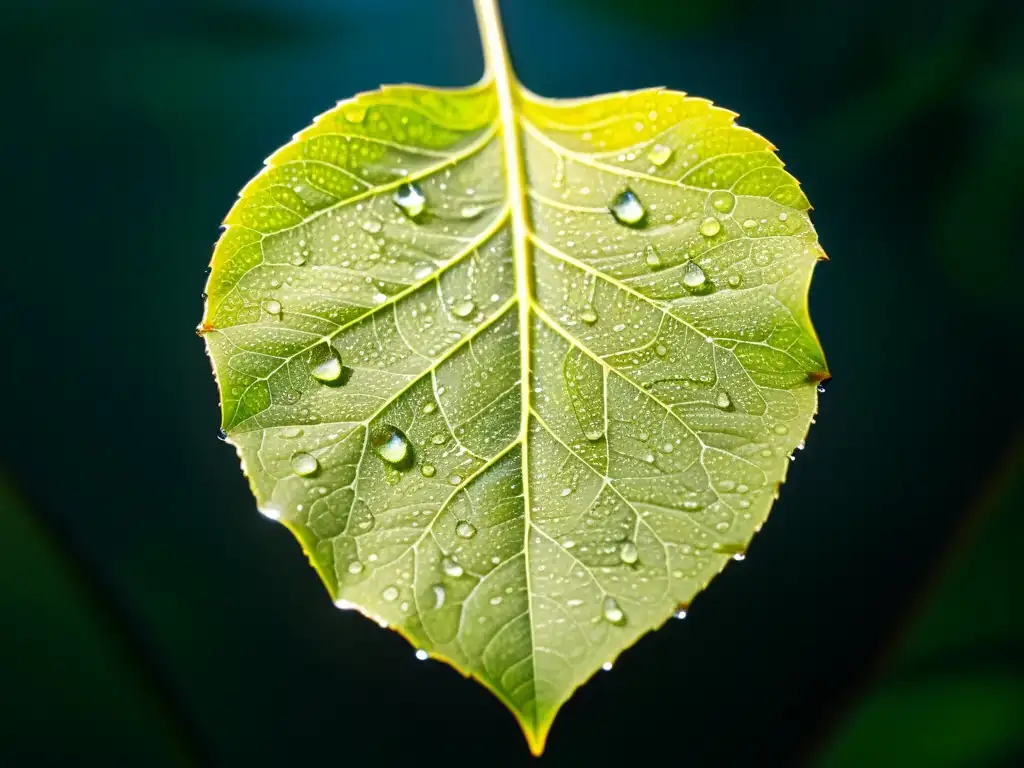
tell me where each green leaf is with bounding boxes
[200,0,828,754]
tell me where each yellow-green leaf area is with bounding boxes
[200,0,827,756]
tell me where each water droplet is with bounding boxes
[448,474,462,485]
[655,344,668,357]
[647,143,673,167]
[742,218,757,229]
[584,429,604,442]
[422,402,437,414]
[489,596,503,606]
[344,105,366,123]
[452,299,475,318]
[290,452,319,477]
[258,505,282,521]
[460,204,484,219]
[709,191,735,213]
[699,217,721,237]
[578,306,598,324]
[420,463,436,478]
[290,253,306,267]
[382,586,399,602]
[682,261,707,288]
[372,426,411,467]
[727,273,742,288]
[415,649,428,661]
[602,596,626,625]
[393,182,426,218]
[602,661,614,671]
[442,557,464,578]
[559,487,573,497]
[643,244,662,269]
[456,520,477,539]
[732,553,746,561]
[778,212,789,221]
[675,609,688,620]
[430,433,447,445]
[262,299,282,316]
[347,560,364,575]
[817,383,827,394]
[361,219,382,234]
[619,541,639,565]
[432,584,447,609]
[716,391,732,409]
[609,189,646,226]
[309,346,343,382]
[773,424,789,435]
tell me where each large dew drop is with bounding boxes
[609,189,646,226]
[647,143,673,167]
[441,556,464,578]
[452,299,475,318]
[716,391,732,409]
[456,520,477,539]
[578,306,598,324]
[682,261,707,288]
[699,217,722,237]
[309,345,343,382]
[372,426,411,466]
[290,452,319,477]
[643,244,662,269]
[602,596,626,625]
[619,541,639,565]
[393,182,426,218]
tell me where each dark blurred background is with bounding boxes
[1,0,1022,765]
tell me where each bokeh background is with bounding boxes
[1,0,1022,765]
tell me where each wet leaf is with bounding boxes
[199,0,828,755]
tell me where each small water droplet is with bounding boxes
[258,505,282,521]
[647,143,673,167]
[415,649,428,661]
[584,429,604,441]
[422,402,437,414]
[716,391,732,409]
[344,105,366,123]
[727,273,742,288]
[682,261,707,288]
[602,661,614,671]
[382,586,399,602]
[393,182,426,218]
[773,424,789,435]
[709,190,735,213]
[347,560,364,575]
[460,204,484,219]
[442,557,464,578]
[290,452,319,477]
[489,596,503,606]
[456,520,477,539]
[675,609,688,620]
[578,306,598,324]
[309,346,343,382]
[609,189,646,226]
[778,212,789,221]
[432,584,447,609]
[420,463,436,478]
[290,254,306,266]
[643,244,662,269]
[431,433,447,445]
[732,553,746,561]
[619,541,639,565]
[742,218,757,229]
[372,426,411,466]
[452,299,475,318]
[262,299,282,315]
[817,383,827,394]
[655,344,668,357]
[448,474,462,486]
[699,217,721,237]
[602,596,626,625]
[361,219,382,234]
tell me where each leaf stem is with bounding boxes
[473,0,544,754]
